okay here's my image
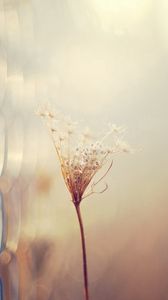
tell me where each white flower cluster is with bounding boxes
[37,105,131,203]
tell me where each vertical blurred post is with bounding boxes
[0,279,3,300]
[0,116,8,300]
[0,115,23,300]
[0,118,10,300]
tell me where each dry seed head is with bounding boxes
[37,104,131,204]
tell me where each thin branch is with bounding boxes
[82,160,113,200]
[92,160,113,187]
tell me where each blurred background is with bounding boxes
[0,0,168,299]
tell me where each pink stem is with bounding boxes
[75,204,89,300]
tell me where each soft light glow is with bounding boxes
[90,0,151,30]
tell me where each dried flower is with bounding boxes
[37,103,131,300]
[37,105,130,205]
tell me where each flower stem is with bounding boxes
[75,204,89,300]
